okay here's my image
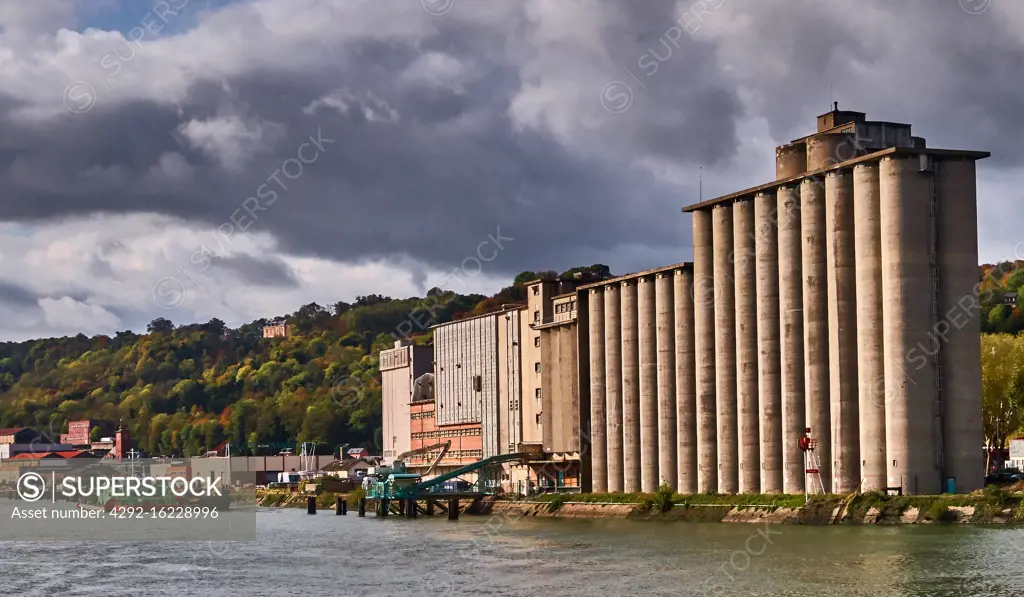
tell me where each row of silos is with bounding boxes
[584,154,983,495]
[587,268,699,493]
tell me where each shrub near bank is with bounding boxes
[837,486,1023,523]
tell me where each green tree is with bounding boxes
[981,334,1024,472]
[147,318,175,334]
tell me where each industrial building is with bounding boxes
[676,105,987,495]
[380,277,592,494]
[380,105,988,495]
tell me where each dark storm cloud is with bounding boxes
[1,0,1022,283]
[0,281,39,307]
[211,254,299,287]
[0,2,722,276]
[716,0,1024,165]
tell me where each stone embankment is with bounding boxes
[492,488,1024,525]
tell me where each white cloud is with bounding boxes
[178,116,286,172]
[38,296,121,334]
[0,213,510,341]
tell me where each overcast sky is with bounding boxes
[0,0,1021,341]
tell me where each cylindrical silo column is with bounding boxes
[880,156,939,495]
[621,280,642,493]
[692,209,718,493]
[854,163,886,492]
[588,288,608,493]
[638,277,659,492]
[733,198,760,494]
[674,268,697,493]
[825,169,860,494]
[656,272,677,489]
[935,158,984,493]
[777,184,806,494]
[800,178,832,493]
[713,204,738,494]
[604,284,624,493]
[755,192,783,493]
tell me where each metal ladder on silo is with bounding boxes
[924,156,945,473]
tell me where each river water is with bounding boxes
[2,507,1023,596]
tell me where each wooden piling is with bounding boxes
[358,498,366,517]
[307,496,316,515]
[448,499,459,520]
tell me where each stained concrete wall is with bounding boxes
[713,205,739,494]
[655,273,678,488]
[638,277,659,492]
[755,192,783,493]
[800,178,832,493]
[621,281,642,492]
[674,269,697,493]
[777,185,806,494]
[588,288,607,492]
[604,284,624,493]
[935,158,985,493]
[693,210,718,493]
[733,199,760,493]
[853,163,886,492]
[879,156,939,495]
[825,170,860,493]
[776,143,807,180]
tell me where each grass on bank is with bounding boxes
[532,483,1024,521]
[533,484,819,513]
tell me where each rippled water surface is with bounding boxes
[2,507,1023,596]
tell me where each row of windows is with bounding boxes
[554,300,577,314]
[410,411,434,420]
[448,449,484,459]
[411,427,483,440]
[408,449,486,462]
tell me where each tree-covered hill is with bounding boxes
[980,261,1024,334]
[0,265,612,457]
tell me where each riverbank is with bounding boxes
[253,484,1024,524]
[509,485,1024,524]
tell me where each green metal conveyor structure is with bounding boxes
[368,452,527,501]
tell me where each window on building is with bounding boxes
[535,388,542,399]
[536,413,542,424]
[533,310,539,322]
[473,375,482,392]
[535,362,541,372]
[534,336,540,347]
[532,286,539,296]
